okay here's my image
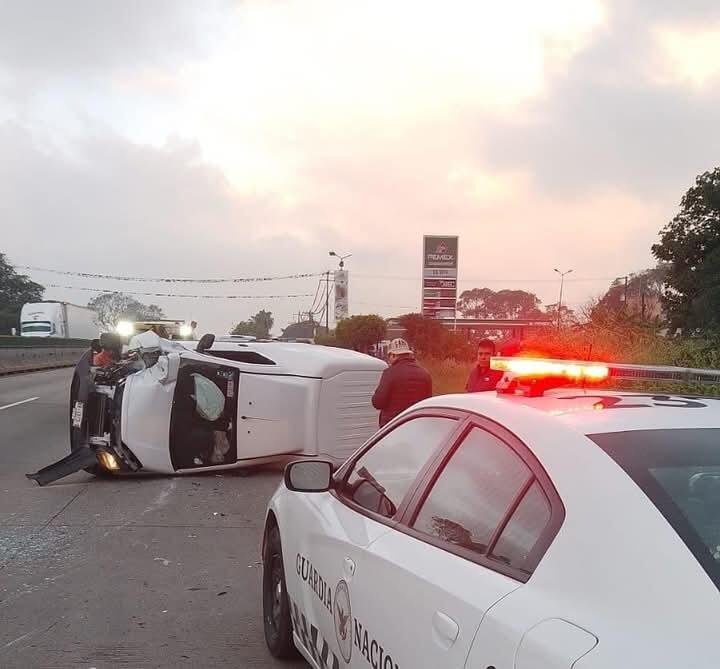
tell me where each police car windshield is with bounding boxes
[590,428,720,591]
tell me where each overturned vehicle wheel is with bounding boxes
[27,337,139,486]
[69,367,103,476]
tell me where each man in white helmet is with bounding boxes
[372,338,432,427]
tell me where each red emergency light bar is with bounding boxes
[491,356,720,397]
[492,357,609,382]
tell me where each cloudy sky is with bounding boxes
[2,0,720,334]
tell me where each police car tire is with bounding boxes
[263,524,298,659]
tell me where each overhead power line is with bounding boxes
[20,265,322,284]
[19,264,623,286]
[308,278,325,314]
[355,274,622,284]
[45,284,312,300]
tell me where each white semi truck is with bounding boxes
[20,302,98,339]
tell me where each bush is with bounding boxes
[513,326,720,395]
[314,333,340,347]
[420,325,720,396]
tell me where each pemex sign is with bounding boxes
[422,235,458,319]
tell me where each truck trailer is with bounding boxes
[20,302,98,339]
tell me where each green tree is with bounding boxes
[653,167,720,332]
[314,332,339,347]
[456,288,495,318]
[396,313,475,360]
[335,315,387,352]
[396,313,446,357]
[232,309,275,338]
[457,287,543,319]
[593,266,667,323]
[544,303,577,328]
[88,292,165,331]
[252,310,274,338]
[0,254,44,334]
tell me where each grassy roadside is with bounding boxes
[419,357,468,395]
[419,327,720,397]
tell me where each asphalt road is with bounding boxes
[0,368,306,668]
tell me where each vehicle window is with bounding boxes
[491,481,551,573]
[343,417,457,518]
[190,373,226,421]
[205,350,275,365]
[590,428,720,592]
[412,427,532,557]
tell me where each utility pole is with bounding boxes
[623,275,629,312]
[554,268,573,330]
[325,270,331,332]
[639,276,646,321]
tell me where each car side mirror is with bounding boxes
[284,460,333,493]
[197,333,215,354]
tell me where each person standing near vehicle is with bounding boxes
[466,338,504,392]
[372,338,432,427]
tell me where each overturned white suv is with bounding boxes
[27,332,386,486]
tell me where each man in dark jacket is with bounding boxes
[372,338,432,427]
[466,338,504,392]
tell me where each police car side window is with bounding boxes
[491,481,551,573]
[343,417,457,518]
[412,427,533,558]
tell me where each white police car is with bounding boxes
[262,357,720,669]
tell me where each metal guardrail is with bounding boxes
[0,336,91,348]
[0,337,89,374]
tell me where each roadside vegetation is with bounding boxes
[421,320,720,396]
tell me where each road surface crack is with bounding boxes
[42,486,87,530]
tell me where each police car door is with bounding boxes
[294,413,462,669]
[344,418,559,669]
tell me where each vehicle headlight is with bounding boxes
[97,450,120,472]
[179,324,193,337]
[116,321,134,337]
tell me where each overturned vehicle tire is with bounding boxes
[27,337,140,486]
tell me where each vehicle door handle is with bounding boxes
[432,611,459,650]
[343,557,356,579]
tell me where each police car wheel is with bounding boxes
[263,524,298,659]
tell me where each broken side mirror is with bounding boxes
[197,333,215,354]
[284,460,333,493]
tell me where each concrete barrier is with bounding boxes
[0,345,88,375]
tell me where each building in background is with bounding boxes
[421,235,458,320]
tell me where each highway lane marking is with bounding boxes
[0,397,39,412]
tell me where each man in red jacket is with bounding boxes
[372,338,432,427]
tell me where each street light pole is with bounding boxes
[329,250,352,269]
[554,268,573,330]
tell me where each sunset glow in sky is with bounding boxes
[2,0,719,333]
